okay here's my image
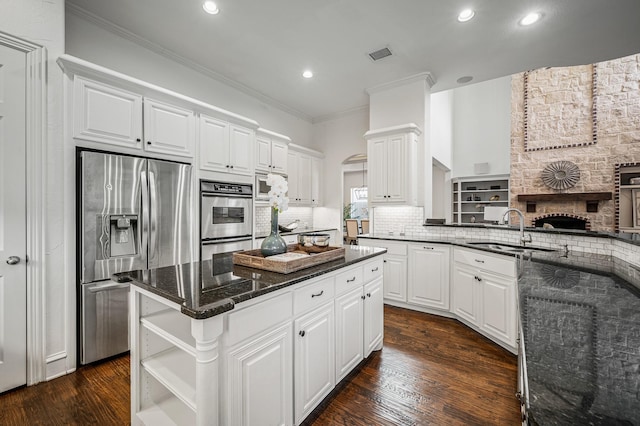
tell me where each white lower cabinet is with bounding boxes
[294,302,335,424]
[226,321,293,426]
[407,244,450,311]
[382,255,407,302]
[452,248,517,350]
[334,286,364,382]
[363,277,384,357]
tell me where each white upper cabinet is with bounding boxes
[73,77,195,157]
[256,129,290,174]
[311,156,323,206]
[287,144,323,206]
[143,98,195,158]
[199,114,255,175]
[199,115,229,170]
[73,76,143,149]
[229,125,255,175]
[365,124,420,206]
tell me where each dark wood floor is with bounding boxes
[0,306,519,425]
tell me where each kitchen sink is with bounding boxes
[466,242,556,253]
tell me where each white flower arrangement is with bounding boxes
[267,173,289,213]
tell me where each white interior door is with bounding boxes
[0,43,27,393]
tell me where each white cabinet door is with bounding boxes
[287,151,299,202]
[479,271,516,347]
[255,135,272,172]
[271,139,289,175]
[452,262,480,327]
[73,76,143,148]
[407,244,450,311]
[363,277,383,358]
[311,156,322,206]
[334,287,364,381]
[382,255,407,303]
[386,134,407,202]
[294,303,335,424]
[297,154,312,205]
[229,125,254,175]
[226,321,293,426]
[143,98,195,158]
[199,115,230,172]
[367,138,387,203]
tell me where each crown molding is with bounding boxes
[66,3,313,123]
[366,72,437,95]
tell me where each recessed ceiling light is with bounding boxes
[302,70,313,79]
[457,76,473,84]
[457,9,475,22]
[519,12,541,26]
[203,1,219,15]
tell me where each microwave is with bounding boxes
[255,173,287,202]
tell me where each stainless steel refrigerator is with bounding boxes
[78,150,193,364]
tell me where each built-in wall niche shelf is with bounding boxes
[518,192,613,213]
[617,164,640,232]
[452,176,509,224]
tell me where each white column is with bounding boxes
[191,315,224,426]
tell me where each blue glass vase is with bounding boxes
[261,208,287,256]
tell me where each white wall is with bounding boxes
[65,12,314,148]
[312,109,369,230]
[451,76,511,177]
[369,79,427,130]
[0,0,69,380]
[430,90,453,169]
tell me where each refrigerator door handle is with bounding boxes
[149,171,158,265]
[141,170,149,264]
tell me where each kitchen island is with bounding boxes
[359,227,640,425]
[115,245,386,426]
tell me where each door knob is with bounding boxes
[6,256,20,265]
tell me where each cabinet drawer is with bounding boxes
[359,239,407,256]
[226,292,293,346]
[363,258,384,282]
[454,248,515,278]
[294,277,335,316]
[334,265,363,295]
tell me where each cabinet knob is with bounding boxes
[136,138,141,142]
[361,295,366,300]
[226,165,230,168]
[383,260,387,263]
[147,141,151,145]
[230,165,234,169]
[299,330,306,337]
[366,293,371,298]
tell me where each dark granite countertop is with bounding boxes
[518,253,640,425]
[114,245,386,319]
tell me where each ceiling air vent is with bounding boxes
[368,47,392,61]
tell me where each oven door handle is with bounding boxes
[202,237,253,245]
[201,193,252,199]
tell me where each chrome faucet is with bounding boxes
[502,208,532,246]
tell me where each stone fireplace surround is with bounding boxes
[510,53,640,232]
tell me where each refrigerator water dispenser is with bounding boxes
[109,214,138,257]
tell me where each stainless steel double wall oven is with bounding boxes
[200,180,253,259]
